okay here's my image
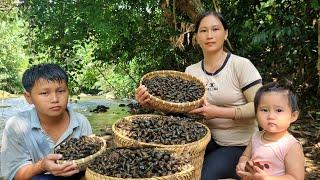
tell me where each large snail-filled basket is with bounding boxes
[140,70,206,113]
[112,115,211,180]
[55,135,107,171]
[85,147,195,180]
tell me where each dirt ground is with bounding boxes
[290,114,320,179]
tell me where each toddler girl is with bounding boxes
[236,79,305,179]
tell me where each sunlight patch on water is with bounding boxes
[0,96,131,141]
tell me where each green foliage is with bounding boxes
[21,0,183,97]
[0,8,29,93]
[221,0,319,112]
[1,0,318,115]
[171,0,319,113]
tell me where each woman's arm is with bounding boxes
[234,83,262,120]
[189,98,236,119]
[189,83,262,120]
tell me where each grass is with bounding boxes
[86,103,130,135]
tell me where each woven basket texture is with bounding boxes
[56,135,107,171]
[85,151,195,180]
[112,115,211,180]
[140,70,206,113]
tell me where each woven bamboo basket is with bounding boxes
[85,148,195,180]
[85,164,194,180]
[112,115,211,180]
[56,135,107,171]
[140,70,206,113]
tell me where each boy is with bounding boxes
[1,63,92,179]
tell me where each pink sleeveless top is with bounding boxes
[251,131,299,175]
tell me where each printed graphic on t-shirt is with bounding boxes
[206,82,218,91]
[255,161,272,174]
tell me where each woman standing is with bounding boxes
[136,11,262,179]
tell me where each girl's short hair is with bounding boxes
[254,79,299,113]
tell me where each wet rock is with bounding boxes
[118,103,126,107]
[90,105,109,113]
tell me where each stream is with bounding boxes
[0,96,132,141]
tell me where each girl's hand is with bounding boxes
[41,154,79,176]
[252,165,268,180]
[236,161,253,179]
[237,170,252,180]
[135,85,150,106]
[236,162,246,172]
[189,99,218,119]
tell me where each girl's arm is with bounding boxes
[283,142,305,180]
[236,140,253,178]
[238,140,252,164]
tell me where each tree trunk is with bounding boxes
[161,0,204,24]
[175,0,204,22]
[317,18,320,96]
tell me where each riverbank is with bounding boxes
[0,95,133,138]
[0,95,318,179]
[0,90,17,99]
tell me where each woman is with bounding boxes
[135,11,262,179]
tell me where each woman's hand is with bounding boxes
[135,85,150,106]
[189,99,219,119]
[41,154,79,176]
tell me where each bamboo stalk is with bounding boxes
[318,17,320,77]
[317,18,320,96]
[173,0,177,30]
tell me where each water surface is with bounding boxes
[0,96,131,141]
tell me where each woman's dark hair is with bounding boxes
[254,79,299,113]
[22,63,68,92]
[194,11,229,32]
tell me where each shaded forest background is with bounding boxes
[0,0,319,177]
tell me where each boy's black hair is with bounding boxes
[254,79,299,113]
[194,11,229,32]
[22,63,68,92]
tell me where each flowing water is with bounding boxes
[0,96,131,141]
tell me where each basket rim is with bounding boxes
[112,114,211,148]
[140,70,206,107]
[56,135,107,166]
[85,158,195,180]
